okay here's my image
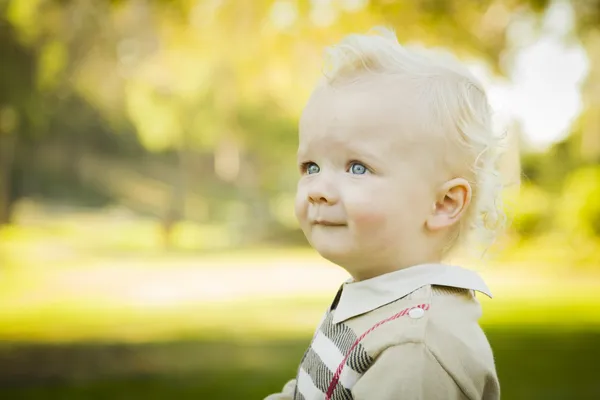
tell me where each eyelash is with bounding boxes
[348,161,369,174]
[300,161,317,174]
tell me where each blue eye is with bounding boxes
[304,162,320,175]
[349,162,368,175]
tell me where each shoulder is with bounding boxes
[352,285,499,399]
[426,285,493,348]
[352,284,491,352]
[424,286,499,398]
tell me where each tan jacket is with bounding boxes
[265,264,500,400]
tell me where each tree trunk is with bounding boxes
[161,127,191,251]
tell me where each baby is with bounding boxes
[266,27,504,400]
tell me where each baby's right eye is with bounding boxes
[301,162,320,175]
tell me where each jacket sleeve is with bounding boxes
[351,343,469,400]
[263,379,296,400]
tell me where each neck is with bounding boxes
[346,254,443,282]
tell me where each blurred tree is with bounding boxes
[0,19,37,225]
[574,9,600,163]
[507,182,552,239]
[540,1,600,166]
[116,0,559,244]
[0,0,142,225]
[2,0,592,247]
[519,0,600,194]
[557,165,600,237]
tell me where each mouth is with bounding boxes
[312,220,347,227]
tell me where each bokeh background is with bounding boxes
[1,0,599,399]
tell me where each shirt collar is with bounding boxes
[332,263,492,324]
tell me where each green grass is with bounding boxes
[2,205,600,399]
[1,328,599,399]
[1,296,600,344]
[0,299,326,343]
[1,280,600,399]
[2,261,600,343]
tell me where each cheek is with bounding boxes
[346,196,412,249]
[294,188,308,223]
[343,181,415,232]
[349,208,387,228]
[346,204,393,249]
[345,197,388,230]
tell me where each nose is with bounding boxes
[307,176,339,205]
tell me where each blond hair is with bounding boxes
[321,27,506,255]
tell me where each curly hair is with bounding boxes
[321,26,507,256]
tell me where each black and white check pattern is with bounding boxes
[294,310,374,400]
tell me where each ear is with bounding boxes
[426,178,472,232]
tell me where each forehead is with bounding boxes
[298,76,435,155]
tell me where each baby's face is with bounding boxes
[295,76,444,276]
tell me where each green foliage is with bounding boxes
[0,18,38,135]
[2,0,599,251]
[506,183,552,239]
[124,82,186,152]
[4,0,44,45]
[557,165,600,237]
[526,0,552,13]
[36,39,67,90]
[520,134,584,194]
[571,0,600,34]
[237,100,299,191]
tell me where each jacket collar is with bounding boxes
[332,263,492,324]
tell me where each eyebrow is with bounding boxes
[296,146,310,161]
[344,144,381,160]
[296,143,384,168]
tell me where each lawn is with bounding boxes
[2,264,599,400]
[1,207,599,399]
[1,328,599,399]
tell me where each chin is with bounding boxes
[312,242,355,267]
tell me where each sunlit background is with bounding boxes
[1,0,599,399]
